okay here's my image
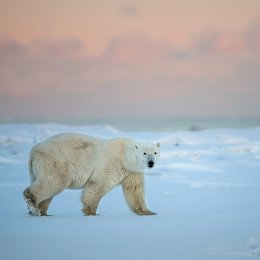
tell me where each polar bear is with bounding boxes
[23,133,160,216]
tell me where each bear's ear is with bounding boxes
[156,142,160,148]
[135,144,138,150]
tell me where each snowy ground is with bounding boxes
[0,123,260,260]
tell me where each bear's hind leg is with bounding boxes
[24,176,69,216]
[23,187,41,216]
[24,186,53,216]
[38,197,53,216]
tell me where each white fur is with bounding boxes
[23,133,160,216]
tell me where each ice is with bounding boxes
[0,155,16,163]
[247,233,260,256]
[0,123,260,260]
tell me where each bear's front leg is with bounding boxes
[81,181,107,216]
[121,173,157,216]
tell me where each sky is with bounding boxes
[0,0,260,121]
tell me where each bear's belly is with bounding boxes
[67,169,92,189]
[68,178,88,189]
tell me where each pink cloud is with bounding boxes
[247,22,260,51]
[119,4,138,17]
[0,23,260,120]
[0,36,91,99]
[30,38,86,58]
[194,22,260,55]
[104,33,173,65]
[211,33,247,54]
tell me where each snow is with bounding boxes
[0,123,260,259]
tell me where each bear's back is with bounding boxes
[32,133,105,159]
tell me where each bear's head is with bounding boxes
[132,142,160,171]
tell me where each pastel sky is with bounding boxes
[0,0,260,120]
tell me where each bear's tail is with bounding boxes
[28,150,36,183]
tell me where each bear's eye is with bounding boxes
[154,152,157,155]
[143,152,146,155]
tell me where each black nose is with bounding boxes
[148,161,154,168]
